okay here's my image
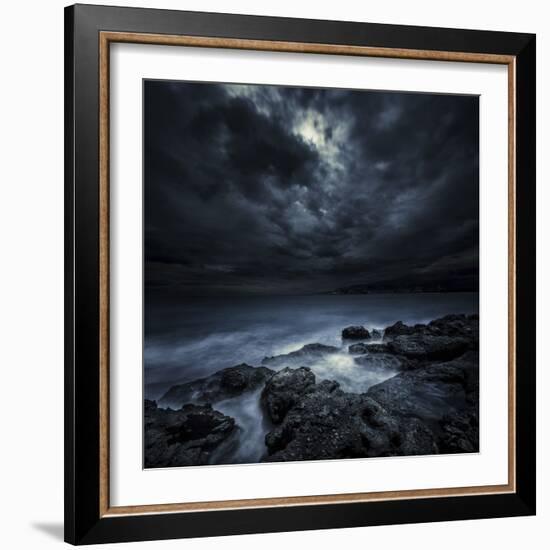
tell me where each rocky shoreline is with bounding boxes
[144,313,479,468]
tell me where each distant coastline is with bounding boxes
[320,281,478,295]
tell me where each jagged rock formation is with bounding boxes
[160,363,274,408]
[145,313,479,467]
[144,400,236,468]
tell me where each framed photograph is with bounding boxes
[64,4,536,545]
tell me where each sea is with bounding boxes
[144,291,478,465]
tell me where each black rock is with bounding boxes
[261,366,316,423]
[348,342,390,354]
[438,409,479,453]
[367,352,477,418]
[428,314,476,336]
[383,314,478,348]
[262,343,339,368]
[342,326,371,340]
[263,381,437,462]
[348,342,368,354]
[152,312,480,466]
[354,353,409,370]
[371,329,383,339]
[383,321,426,339]
[428,314,479,350]
[362,315,478,365]
[366,351,479,452]
[386,334,471,362]
[160,364,274,408]
[144,400,236,468]
[399,417,439,456]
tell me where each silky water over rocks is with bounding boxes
[144,292,478,467]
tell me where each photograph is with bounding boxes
[143,80,480,468]
[0,0,540,545]
[58,2,537,545]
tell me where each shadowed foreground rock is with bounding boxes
[261,366,316,423]
[146,313,479,467]
[160,363,274,408]
[261,314,479,462]
[263,374,437,461]
[144,400,236,468]
[367,351,479,452]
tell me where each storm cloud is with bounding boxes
[144,80,479,295]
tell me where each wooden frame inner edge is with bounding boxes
[98,31,517,517]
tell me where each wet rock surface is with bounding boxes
[263,374,437,461]
[144,400,236,468]
[342,326,372,340]
[261,314,479,462]
[261,343,339,368]
[438,409,479,453]
[349,342,391,355]
[383,321,425,338]
[353,353,409,370]
[160,363,274,408]
[366,351,479,452]
[383,314,478,341]
[386,334,470,362]
[146,313,479,467]
[261,366,316,423]
[382,314,478,362]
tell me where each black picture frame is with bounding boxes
[65,3,536,545]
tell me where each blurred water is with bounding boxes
[144,291,477,465]
[208,388,273,464]
[144,292,478,400]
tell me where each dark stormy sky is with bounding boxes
[144,80,479,296]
